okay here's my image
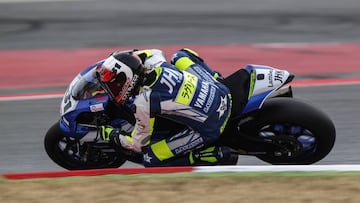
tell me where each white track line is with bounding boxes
[0,93,63,101]
[195,165,360,173]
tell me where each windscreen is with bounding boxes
[71,68,105,100]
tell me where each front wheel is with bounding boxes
[241,98,336,165]
[44,120,127,170]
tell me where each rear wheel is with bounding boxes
[44,121,126,170]
[241,98,336,165]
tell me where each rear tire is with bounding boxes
[242,98,336,165]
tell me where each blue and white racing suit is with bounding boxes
[118,49,232,166]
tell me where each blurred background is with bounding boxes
[1,0,360,49]
[0,0,360,173]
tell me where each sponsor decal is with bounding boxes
[143,153,152,163]
[194,81,209,109]
[203,85,216,113]
[274,70,284,83]
[169,131,204,155]
[175,71,198,105]
[120,74,139,102]
[193,82,216,113]
[159,68,182,94]
[192,65,216,82]
[90,103,104,112]
[268,69,274,87]
[216,96,228,119]
[268,69,285,87]
[174,137,204,155]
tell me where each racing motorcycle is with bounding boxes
[44,62,336,170]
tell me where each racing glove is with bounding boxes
[99,126,123,146]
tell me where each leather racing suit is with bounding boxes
[116,48,232,166]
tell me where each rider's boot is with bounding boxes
[171,48,223,81]
[189,146,238,166]
[171,48,204,64]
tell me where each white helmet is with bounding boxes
[96,51,144,104]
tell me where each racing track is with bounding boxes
[0,0,360,173]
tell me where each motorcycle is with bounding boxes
[44,62,336,170]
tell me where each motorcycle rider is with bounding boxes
[97,48,237,166]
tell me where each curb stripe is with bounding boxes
[2,166,194,180]
[3,165,360,180]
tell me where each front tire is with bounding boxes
[44,120,127,170]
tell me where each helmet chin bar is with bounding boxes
[99,77,136,105]
[96,75,117,103]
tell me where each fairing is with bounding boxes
[59,64,109,137]
[241,64,292,114]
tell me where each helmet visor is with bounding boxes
[104,73,130,103]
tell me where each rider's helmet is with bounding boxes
[96,51,144,104]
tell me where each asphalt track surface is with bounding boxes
[1,0,360,173]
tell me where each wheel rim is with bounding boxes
[259,123,317,157]
[54,136,124,169]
